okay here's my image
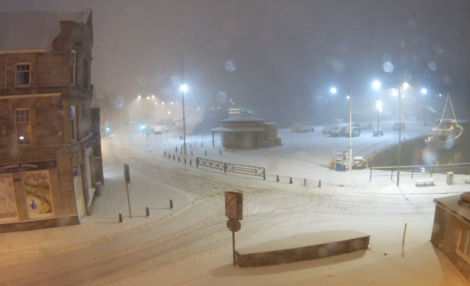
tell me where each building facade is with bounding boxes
[0,10,103,232]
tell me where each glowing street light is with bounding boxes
[421,88,427,95]
[372,81,382,136]
[180,84,188,154]
[330,87,337,94]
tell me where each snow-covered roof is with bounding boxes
[0,11,88,52]
[434,194,470,222]
[222,115,265,122]
[211,127,266,132]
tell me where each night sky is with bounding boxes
[1,0,469,125]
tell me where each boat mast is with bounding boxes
[439,94,457,124]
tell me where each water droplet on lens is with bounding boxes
[225,60,236,72]
[428,62,437,71]
[383,61,394,73]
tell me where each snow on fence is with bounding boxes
[370,162,470,181]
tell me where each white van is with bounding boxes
[152,125,169,135]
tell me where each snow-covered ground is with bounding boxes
[1,121,469,286]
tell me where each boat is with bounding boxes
[425,95,463,150]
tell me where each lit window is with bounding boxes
[70,51,76,85]
[15,109,31,145]
[15,64,31,86]
[457,228,470,262]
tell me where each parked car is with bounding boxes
[330,124,348,137]
[373,129,384,137]
[344,126,361,137]
[322,119,344,134]
[292,123,314,132]
[392,122,406,131]
[330,126,341,137]
[151,125,169,135]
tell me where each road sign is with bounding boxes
[124,164,130,184]
[225,191,243,220]
[227,218,241,232]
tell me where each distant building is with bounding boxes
[432,192,470,281]
[0,10,103,232]
[211,115,280,149]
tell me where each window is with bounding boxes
[15,64,31,86]
[70,50,76,85]
[82,58,89,88]
[70,106,77,140]
[15,109,31,145]
[457,228,470,262]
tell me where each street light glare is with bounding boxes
[330,87,337,94]
[403,83,409,89]
[180,84,188,92]
[421,88,427,94]
[372,81,381,90]
[138,95,141,98]
[392,89,398,96]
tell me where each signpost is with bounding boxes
[225,191,243,266]
[124,164,132,218]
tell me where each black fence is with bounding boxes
[370,162,470,181]
[196,157,266,180]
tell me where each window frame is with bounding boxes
[456,227,470,263]
[70,105,77,141]
[70,50,76,85]
[15,108,32,146]
[15,63,31,86]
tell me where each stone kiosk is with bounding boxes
[211,115,280,149]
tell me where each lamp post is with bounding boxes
[180,84,188,155]
[348,89,352,171]
[372,81,381,134]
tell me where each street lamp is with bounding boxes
[347,89,352,171]
[180,84,188,155]
[395,82,408,186]
[372,81,381,136]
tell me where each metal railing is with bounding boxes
[370,162,470,181]
[196,157,265,180]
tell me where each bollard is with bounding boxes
[289,177,293,184]
[402,223,408,243]
[191,150,193,156]
[164,151,166,156]
[146,207,150,217]
[201,142,203,147]
[205,150,207,156]
[276,175,280,182]
[304,178,307,186]
[119,213,123,223]
[190,143,191,148]
[168,153,171,159]
[190,160,192,166]
[175,147,177,153]
[170,199,174,209]
[184,158,186,164]
[173,155,175,160]
[220,149,222,155]
[178,157,180,162]
[180,149,182,154]
[319,180,321,188]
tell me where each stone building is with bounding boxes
[211,115,280,149]
[0,10,103,232]
[431,192,470,281]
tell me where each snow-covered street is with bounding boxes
[1,122,469,286]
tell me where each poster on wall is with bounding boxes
[23,170,54,218]
[0,174,17,220]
